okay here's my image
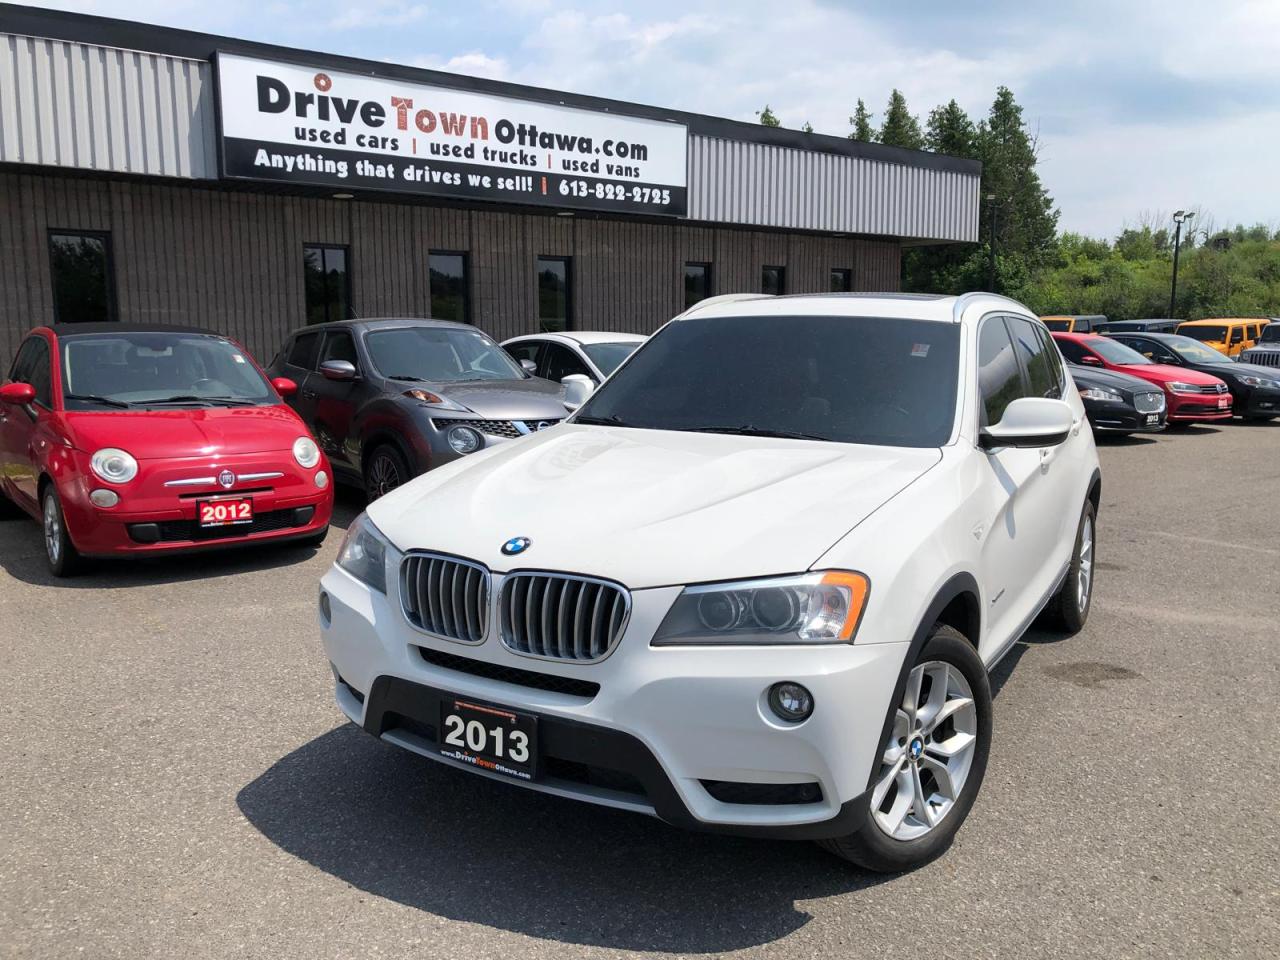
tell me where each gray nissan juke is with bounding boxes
[269,318,567,500]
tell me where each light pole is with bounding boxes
[986,193,998,293]
[1170,210,1195,317]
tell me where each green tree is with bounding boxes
[878,89,924,150]
[849,99,875,142]
[802,121,814,134]
[756,104,780,127]
[925,99,976,156]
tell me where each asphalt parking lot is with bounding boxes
[2,423,1277,960]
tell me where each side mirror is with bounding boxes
[1079,355,1103,367]
[319,359,358,382]
[0,382,37,406]
[979,397,1074,450]
[520,358,537,375]
[271,377,298,398]
[561,373,595,411]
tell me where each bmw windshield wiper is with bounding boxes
[64,393,133,409]
[675,424,832,442]
[573,414,639,427]
[148,395,257,406]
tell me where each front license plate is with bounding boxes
[1218,396,1231,409]
[197,497,254,527]
[439,698,537,780]
[1146,413,1160,424]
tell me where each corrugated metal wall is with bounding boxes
[0,171,902,364]
[0,33,217,178]
[0,34,978,243]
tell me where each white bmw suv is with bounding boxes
[319,293,1100,871]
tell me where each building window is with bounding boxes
[303,244,350,325]
[684,262,712,309]
[761,265,786,296]
[429,251,470,323]
[537,256,572,332]
[48,231,116,323]
[830,268,852,292]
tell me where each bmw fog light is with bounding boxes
[447,425,482,455]
[89,489,120,508]
[768,682,814,723]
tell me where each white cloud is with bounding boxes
[413,51,511,81]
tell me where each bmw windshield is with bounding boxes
[59,332,274,410]
[365,326,526,382]
[574,314,960,448]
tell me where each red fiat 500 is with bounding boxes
[0,324,334,576]
[1051,332,1232,424]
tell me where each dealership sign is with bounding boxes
[215,53,688,216]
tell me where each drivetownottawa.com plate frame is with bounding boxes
[439,697,538,781]
[197,497,254,528]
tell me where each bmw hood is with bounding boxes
[63,405,307,459]
[367,424,942,589]
[429,377,567,420]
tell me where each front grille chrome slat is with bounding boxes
[500,572,630,663]
[400,552,489,644]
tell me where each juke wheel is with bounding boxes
[42,486,83,578]
[364,445,409,502]
[819,625,992,872]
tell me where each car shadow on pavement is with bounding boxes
[1094,433,1157,446]
[0,488,362,589]
[236,724,896,953]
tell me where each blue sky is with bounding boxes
[26,0,1280,238]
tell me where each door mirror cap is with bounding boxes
[1079,355,1103,367]
[561,373,595,411]
[519,358,537,375]
[271,377,298,398]
[319,359,358,382]
[0,382,36,406]
[979,397,1074,450]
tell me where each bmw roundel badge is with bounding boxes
[502,536,532,556]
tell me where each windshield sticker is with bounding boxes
[911,343,931,358]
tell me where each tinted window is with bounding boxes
[1262,325,1280,343]
[505,341,542,369]
[59,333,273,408]
[542,343,591,382]
[575,315,961,448]
[684,263,711,309]
[537,257,571,332]
[365,326,525,382]
[429,252,470,323]
[1055,338,1091,365]
[320,331,358,367]
[1089,337,1152,365]
[1180,325,1227,343]
[1042,318,1071,331]
[49,232,116,324]
[977,318,1024,425]
[582,341,641,376]
[303,245,350,325]
[1009,317,1062,399]
[761,266,786,296]
[10,337,53,407]
[830,268,852,293]
[287,332,322,370]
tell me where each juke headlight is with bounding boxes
[90,448,138,484]
[652,571,870,646]
[336,512,390,593]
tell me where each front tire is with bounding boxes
[42,486,83,578]
[363,444,410,503]
[1043,499,1096,633]
[818,625,992,872]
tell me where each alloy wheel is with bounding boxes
[43,495,61,565]
[1077,515,1094,613]
[871,660,978,841]
[368,455,401,499]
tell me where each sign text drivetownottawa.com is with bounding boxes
[215,53,689,216]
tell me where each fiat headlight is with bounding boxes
[652,571,870,645]
[336,513,389,593]
[90,448,138,484]
[293,436,321,468]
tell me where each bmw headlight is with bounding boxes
[90,448,138,484]
[1239,374,1280,389]
[652,571,870,646]
[293,436,321,468]
[1079,386,1123,402]
[336,512,389,593]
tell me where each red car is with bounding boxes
[0,323,334,576]
[1051,332,1232,424]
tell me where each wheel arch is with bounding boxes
[1086,467,1102,514]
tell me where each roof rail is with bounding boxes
[675,293,774,319]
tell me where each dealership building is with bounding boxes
[0,3,981,365]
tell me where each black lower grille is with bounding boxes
[701,780,824,805]
[416,646,600,699]
[129,506,313,543]
[542,757,647,798]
